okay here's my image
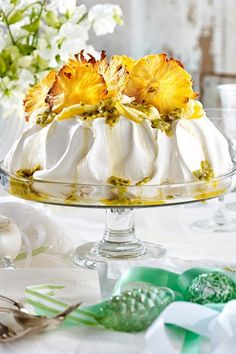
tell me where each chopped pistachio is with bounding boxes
[136,177,151,186]
[151,119,172,134]
[126,102,152,115]
[53,95,189,136]
[107,176,131,186]
[80,98,120,127]
[35,95,197,138]
[36,109,56,127]
[65,192,78,202]
[193,161,215,182]
[160,108,182,121]
[16,164,41,178]
[106,116,120,127]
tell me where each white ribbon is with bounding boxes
[146,300,236,354]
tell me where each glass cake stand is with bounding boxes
[1,165,236,268]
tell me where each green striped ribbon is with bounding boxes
[25,266,232,353]
[16,246,49,261]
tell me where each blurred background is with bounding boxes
[87,0,236,107]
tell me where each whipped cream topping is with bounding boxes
[3,115,232,188]
[151,116,232,184]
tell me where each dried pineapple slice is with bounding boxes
[124,54,196,114]
[24,71,56,121]
[46,63,108,113]
[68,50,107,73]
[103,55,134,98]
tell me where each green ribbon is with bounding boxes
[113,265,224,298]
[25,266,234,353]
[182,332,201,354]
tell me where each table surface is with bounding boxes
[1,187,236,354]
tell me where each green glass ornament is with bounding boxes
[186,272,236,304]
[95,286,175,332]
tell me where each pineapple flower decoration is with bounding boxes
[24,49,205,133]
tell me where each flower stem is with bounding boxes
[21,1,42,13]
[77,12,88,25]
[1,10,15,45]
[32,0,45,47]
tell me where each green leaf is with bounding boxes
[45,11,60,29]
[10,0,20,6]
[9,61,18,75]
[0,56,7,75]
[1,50,11,63]
[7,45,20,60]
[55,54,60,63]
[8,9,24,25]
[17,43,35,55]
[22,18,40,33]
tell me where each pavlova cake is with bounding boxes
[2,51,233,205]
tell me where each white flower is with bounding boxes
[0,0,12,13]
[0,88,24,119]
[16,69,35,88]
[38,23,59,44]
[54,20,90,62]
[34,46,59,68]
[59,22,89,41]
[17,55,34,68]
[0,67,34,119]
[67,4,87,23]
[59,39,86,61]
[70,5,87,23]
[34,26,60,68]
[46,4,87,26]
[82,45,100,59]
[0,0,123,121]
[46,0,77,15]
[88,4,123,36]
[0,28,8,51]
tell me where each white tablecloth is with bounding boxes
[1,187,236,353]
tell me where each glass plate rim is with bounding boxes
[1,162,236,190]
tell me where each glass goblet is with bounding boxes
[218,85,236,211]
[192,109,236,232]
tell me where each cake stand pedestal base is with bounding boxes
[72,242,166,269]
[72,208,166,269]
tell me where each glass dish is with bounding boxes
[1,164,236,268]
[192,109,236,231]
